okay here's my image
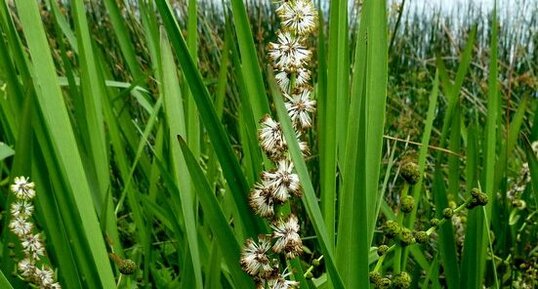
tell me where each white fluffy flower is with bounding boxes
[9,216,34,237]
[295,67,311,88]
[262,160,301,202]
[11,200,34,218]
[34,266,55,286]
[268,31,311,71]
[18,258,36,277]
[271,214,303,258]
[21,233,45,259]
[249,184,275,218]
[259,115,287,160]
[10,176,36,200]
[267,269,300,289]
[278,0,318,35]
[240,237,274,277]
[285,88,316,130]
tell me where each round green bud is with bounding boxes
[312,258,320,266]
[305,271,314,279]
[400,195,415,214]
[393,272,412,289]
[119,259,137,275]
[414,230,429,244]
[399,228,416,246]
[443,208,454,219]
[477,192,489,206]
[377,277,392,289]
[400,161,420,185]
[384,220,401,239]
[471,188,481,199]
[431,218,441,227]
[377,245,389,256]
[369,271,382,284]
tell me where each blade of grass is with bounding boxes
[160,28,203,289]
[0,270,14,289]
[271,78,345,289]
[228,0,270,121]
[177,136,254,289]
[13,1,116,287]
[0,143,14,161]
[155,0,258,237]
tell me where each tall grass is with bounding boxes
[0,0,536,288]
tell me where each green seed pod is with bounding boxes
[471,188,481,199]
[477,192,489,206]
[377,245,389,256]
[119,259,137,275]
[468,189,489,208]
[305,271,314,279]
[400,195,415,214]
[431,218,441,227]
[399,228,416,246]
[384,220,401,239]
[400,161,420,185]
[312,258,320,266]
[377,277,392,289]
[414,230,429,244]
[443,208,454,219]
[369,271,382,284]
[393,272,412,289]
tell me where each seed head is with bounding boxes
[400,195,415,214]
[249,183,275,218]
[377,244,389,256]
[369,271,382,284]
[259,115,287,160]
[384,220,401,239]
[393,272,411,288]
[271,214,303,258]
[262,159,301,202]
[240,237,274,278]
[399,228,416,246]
[431,218,441,227]
[285,88,316,131]
[278,0,318,36]
[268,31,311,71]
[119,259,137,275]
[400,161,420,185]
[414,230,429,244]
[443,208,454,219]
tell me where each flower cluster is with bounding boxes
[240,0,318,287]
[8,177,61,289]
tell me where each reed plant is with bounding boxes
[0,0,536,288]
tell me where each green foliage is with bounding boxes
[0,0,536,288]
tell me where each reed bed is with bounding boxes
[0,0,536,288]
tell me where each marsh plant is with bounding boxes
[0,0,537,289]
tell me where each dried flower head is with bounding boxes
[285,89,316,130]
[259,115,287,160]
[240,237,274,278]
[249,184,276,218]
[271,214,303,258]
[278,0,318,36]
[262,160,301,202]
[267,272,300,289]
[268,31,311,71]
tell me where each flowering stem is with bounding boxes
[393,183,409,274]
